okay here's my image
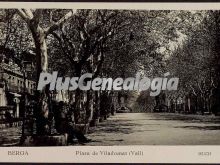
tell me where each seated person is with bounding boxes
[53,101,91,144]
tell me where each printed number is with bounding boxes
[198,152,211,156]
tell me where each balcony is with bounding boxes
[6,83,34,95]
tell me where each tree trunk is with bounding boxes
[31,26,50,135]
[100,91,109,120]
[17,9,76,135]
[73,88,81,124]
[73,64,82,124]
[187,97,191,113]
[85,90,93,123]
[93,91,100,121]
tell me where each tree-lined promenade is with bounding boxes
[1,112,220,146]
[0,10,220,145]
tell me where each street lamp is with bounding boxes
[21,60,32,140]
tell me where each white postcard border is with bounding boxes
[0,2,220,163]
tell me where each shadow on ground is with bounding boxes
[174,125,220,130]
[146,113,220,124]
[88,118,158,137]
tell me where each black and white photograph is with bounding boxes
[1,7,220,147]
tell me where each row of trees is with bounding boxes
[1,9,159,135]
[135,11,220,115]
[1,9,220,136]
[165,11,220,115]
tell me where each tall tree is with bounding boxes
[17,9,77,135]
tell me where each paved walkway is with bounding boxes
[0,126,21,146]
[87,113,220,145]
[1,113,220,146]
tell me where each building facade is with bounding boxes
[0,52,36,119]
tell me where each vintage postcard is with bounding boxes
[0,1,220,164]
